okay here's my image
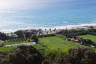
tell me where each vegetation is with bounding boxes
[4,40,26,45]
[0,32,8,40]
[0,46,43,64]
[57,29,96,37]
[79,35,96,43]
[0,29,96,64]
[0,47,16,52]
[39,36,90,52]
[42,48,96,64]
[9,46,43,64]
[0,46,96,64]
[32,34,39,43]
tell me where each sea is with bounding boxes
[0,21,96,33]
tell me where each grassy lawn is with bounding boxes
[0,40,25,52]
[79,35,96,43]
[0,35,96,52]
[39,36,90,52]
[4,40,26,45]
[0,47,16,52]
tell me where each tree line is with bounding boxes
[57,29,96,37]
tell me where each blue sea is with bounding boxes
[0,20,96,33]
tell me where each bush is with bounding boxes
[9,46,43,64]
[32,34,39,43]
[0,52,9,64]
[39,34,56,38]
[42,50,65,64]
[0,47,96,64]
[66,48,96,64]
[42,48,96,64]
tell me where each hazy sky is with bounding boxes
[0,0,96,32]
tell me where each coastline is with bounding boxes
[52,24,96,30]
[1,23,96,33]
[40,23,96,30]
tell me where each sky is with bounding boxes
[0,0,96,32]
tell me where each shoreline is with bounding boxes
[38,23,96,30]
[1,23,96,33]
[52,24,96,30]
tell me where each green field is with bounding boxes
[79,35,96,43]
[0,47,16,52]
[0,40,26,52]
[0,35,96,52]
[4,40,26,45]
[39,36,90,52]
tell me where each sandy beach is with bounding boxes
[1,23,96,33]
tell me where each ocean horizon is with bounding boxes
[0,0,96,33]
[1,22,96,33]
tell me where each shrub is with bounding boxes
[9,46,43,64]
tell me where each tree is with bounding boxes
[0,32,8,40]
[9,46,43,64]
[32,34,39,43]
[66,48,96,64]
[15,30,26,39]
